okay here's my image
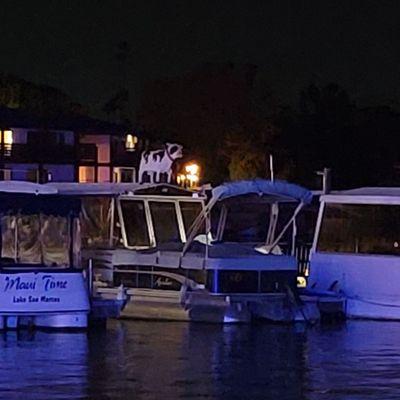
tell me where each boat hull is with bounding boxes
[0,271,90,330]
[107,288,319,323]
[309,252,400,320]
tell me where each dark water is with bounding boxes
[1,320,400,400]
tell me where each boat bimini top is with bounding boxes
[183,179,313,256]
[210,179,313,203]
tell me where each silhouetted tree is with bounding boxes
[0,73,86,117]
[136,63,282,183]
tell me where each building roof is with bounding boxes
[0,106,126,134]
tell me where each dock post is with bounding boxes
[88,258,93,296]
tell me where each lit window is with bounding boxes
[97,143,110,163]
[97,166,110,183]
[79,166,95,183]
[125,134,138,151]
[3,130,13,145]
[0,130,13,156]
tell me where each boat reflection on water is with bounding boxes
[0,331,88,400]
[86,321,308,400]
[2,321,400,399]
[182,323,308,400]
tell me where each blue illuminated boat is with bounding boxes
[308,187,400,320]
[50,179,319,323]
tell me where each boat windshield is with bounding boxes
[318,203,400,255]
[180,201,203,234]
[120,200,151,247]
[214,202,270,242]
[119,198,204,248]
[149,201,180,244]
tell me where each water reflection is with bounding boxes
[0,330,88,400]
[1,321,400,399]
[86,321,307,400]
[306,322,400,400]
[182,323,307,399]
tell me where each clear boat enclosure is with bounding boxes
[0,182,82,269]
[47,183,205,286]
[117,189,204,249]
[309,188,400,319]
[47,182,204,250]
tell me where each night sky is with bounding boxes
[1,0,399,114]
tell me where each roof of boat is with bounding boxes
[211,179,313,204]
[0,181,58,195]
[322,187,400,204]
[46,182,198,196]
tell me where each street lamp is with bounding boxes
[185,163,199,187]
[178,162,200,188]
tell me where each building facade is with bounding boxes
[0,107,142,183]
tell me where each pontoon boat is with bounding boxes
[50,179,318,323]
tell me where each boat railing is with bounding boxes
[295,242,312,276]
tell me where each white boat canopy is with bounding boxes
[321,187,400,205]
[47,182,195,196]
[0,181,58,195]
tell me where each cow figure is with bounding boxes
[138,143,183,183]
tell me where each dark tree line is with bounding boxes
[283,83,400,188]
[0,73,85,117]
[135,64,400,189]
[2,64,399,190]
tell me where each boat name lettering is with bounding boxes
[4,275,68,292]
[12,295,61,303]
[42,275,68,291]
[4,276,37,292]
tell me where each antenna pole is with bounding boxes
[269,154,274,182]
